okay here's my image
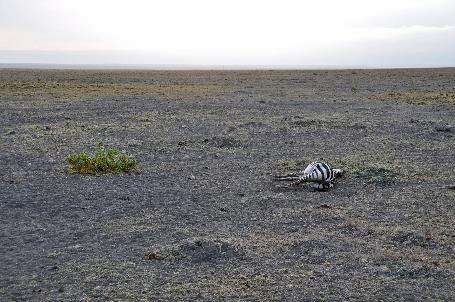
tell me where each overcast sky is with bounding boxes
[1,0,454,66]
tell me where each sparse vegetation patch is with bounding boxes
[368,90,455,105]
[0,78,221,99]
[67,143,138,175]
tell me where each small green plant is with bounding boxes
[67,143,138,175]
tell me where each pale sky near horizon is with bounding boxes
[1,0,454,66]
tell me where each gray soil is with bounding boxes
[1,68,454,301]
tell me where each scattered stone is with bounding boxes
[435,125,453,132]
[292,119,322,127]
[242,121,266,128]
[194,239,203,247]
[378,265,390,273]
[316,204,332,209]
[390,231,435,247]
[352,123,367,130]
[225,125,237,133]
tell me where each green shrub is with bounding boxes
[67,143,138,175]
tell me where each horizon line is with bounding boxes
[1,63,455,71]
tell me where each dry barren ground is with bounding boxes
[1,68,454,301]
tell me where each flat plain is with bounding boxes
[1,68,454,301]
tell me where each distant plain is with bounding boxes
[1,68,454,301]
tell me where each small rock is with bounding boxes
[352,123,367,130]
[194,239,203,246]
[226,125,236,132]
[44,126,51,131]
[435,125,453,132]
[7,130,16,135]
[316,204,332,209]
